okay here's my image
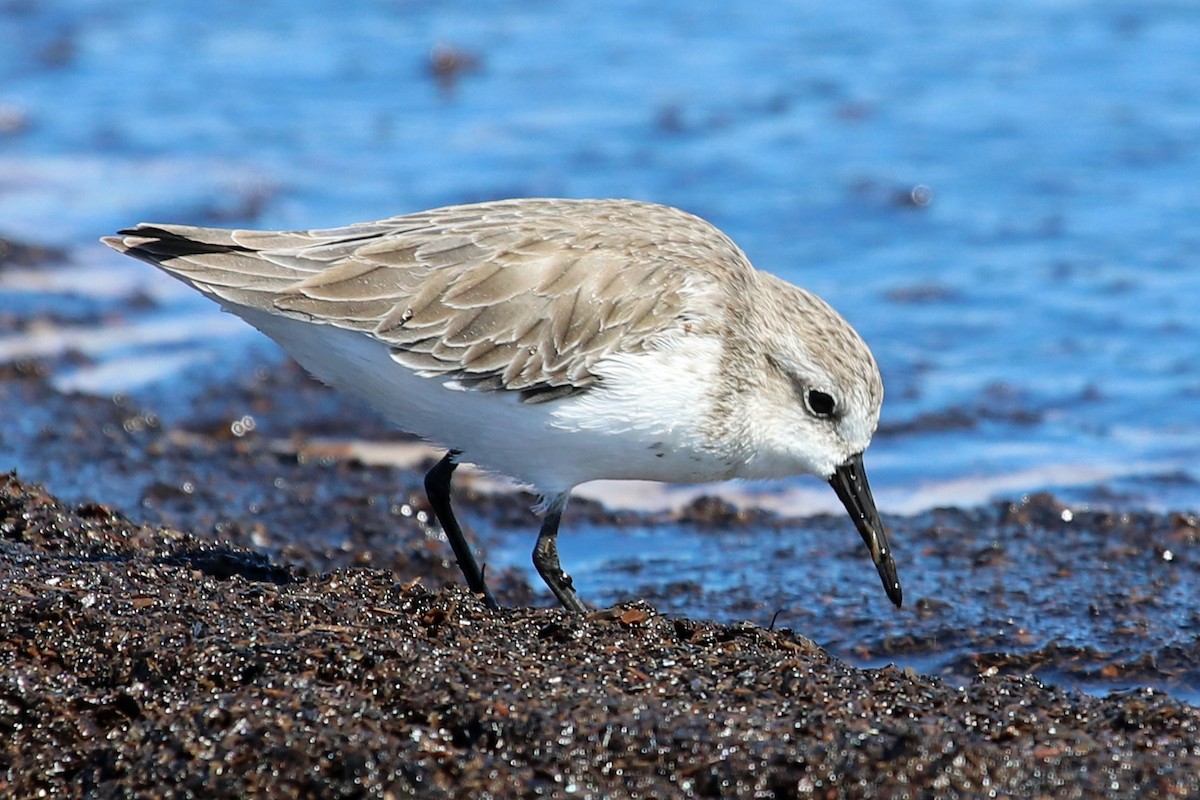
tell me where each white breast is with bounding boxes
[230,307,737,496]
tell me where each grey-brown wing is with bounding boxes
[275,230,698,402]
[105,200,731,402]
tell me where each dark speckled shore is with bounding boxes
[3,477,1200,797]
[2,242,1200,796]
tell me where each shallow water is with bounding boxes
[1,1,1199,698]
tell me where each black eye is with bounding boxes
[805,389,837,418]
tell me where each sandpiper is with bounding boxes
[104,198,902,612]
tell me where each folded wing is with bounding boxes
[103,199,734,403]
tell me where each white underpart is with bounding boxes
[233,307,733,497]
[546,333,733,487]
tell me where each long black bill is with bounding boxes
[828,452,903,607]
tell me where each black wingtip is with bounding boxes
[108,225,252,259]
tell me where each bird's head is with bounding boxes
[743,275,901,607]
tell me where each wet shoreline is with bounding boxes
[3,471,1200,797]
[2,351,1199,795]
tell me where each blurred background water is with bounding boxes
[1,4,1197,518]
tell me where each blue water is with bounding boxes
[2,5,1198,510]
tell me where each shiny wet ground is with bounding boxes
[489,495,1200,703]
[7,478,1199,797]
[3,326,1197,705]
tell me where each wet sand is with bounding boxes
[3,356,1200,797]
[4,473,1200,797]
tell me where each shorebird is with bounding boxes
[104,198,902,612]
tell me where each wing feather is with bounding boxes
[103,199,753,401]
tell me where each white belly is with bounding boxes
[233,308,736,496]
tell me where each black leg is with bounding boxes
[423,451,499,610]
[532,493,587,613]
